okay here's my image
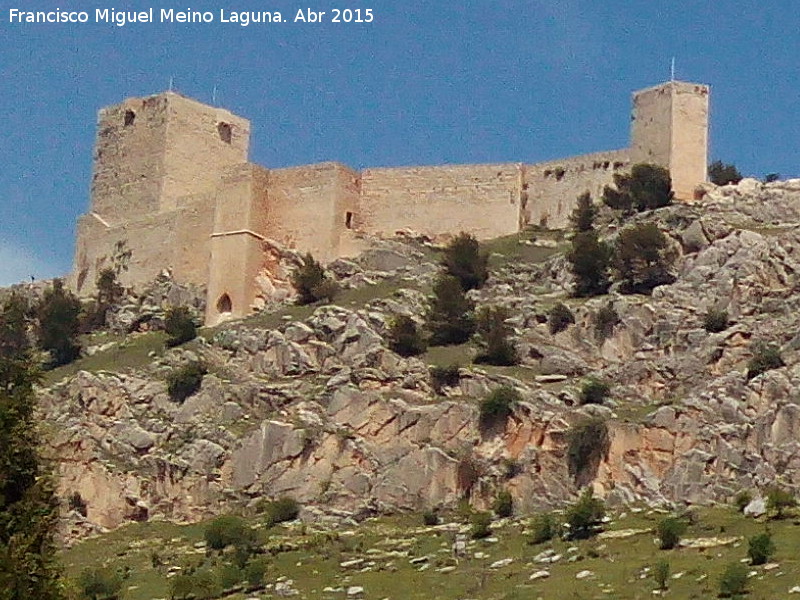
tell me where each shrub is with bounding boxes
[492,490,513,518]
[579,378,610,405]
[68,491,88,517]
[614,223,675,294]
[169,570,219,600]
[204,515,250,551]
[748,531,775,565]
[442,232,489,291]
[83,267,125,331]
[218,563,243,591]
[718,561,748,598]
[35,278,82,367]
[570,192,598,232]
[474,306,518,366]
[426,275,476,346]
[244,557,268,589]
[656,516,687,550]
[479,386,520,431]
[422,509,440,526]
[77,567,123,600]
[602,163,673,215]
[166,361,206,403]
[766,485,796,519]
[568,230,611,297]
[764,172,780,183]
[261,496,300,526]
[734,490,752,513]
[292,253,338,305]
[456,454,481,497]
[430,364,461,394]
[746,343,784,380]
[593,303,619,342]
[567,418,610,484]
[528,513,558,545]
[470,511,492,539]
[502,457,521,479]
[388,315,427,357]
[164,306,197,347]
[548,302,575,334]
[708,160,743,186]
[653,560,670,590]
[704,308,729,333]
[565,488,605,540]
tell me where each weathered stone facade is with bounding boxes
[70,80,709,324]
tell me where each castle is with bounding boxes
[70,80,709,325]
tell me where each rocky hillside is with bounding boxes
[37,178,800,539]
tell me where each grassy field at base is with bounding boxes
[61,506,800,600]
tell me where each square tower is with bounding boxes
[631,81,709,200]
[89,92,250,225]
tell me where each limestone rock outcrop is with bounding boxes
[38,178,800,538]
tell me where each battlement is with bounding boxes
[71,80,710,324]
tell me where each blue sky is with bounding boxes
[1,0,798,284]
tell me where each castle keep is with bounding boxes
[71,80,709,324]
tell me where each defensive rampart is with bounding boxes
[71,80,710,323]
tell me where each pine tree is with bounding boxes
[474,306,518,366]
[570,192,598,232]
[426,275,476,346]
[442,232,489,291]
[35,279,82,367]
[0,304,64,599]
[568,231,611,297]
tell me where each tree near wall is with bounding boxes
[568,230,611,297]
[570,192,598,232]
[292,253,339,305]
[441,232,489,291]
[708,161,743,186]
[602,163,673,215]
[35,279,82,368]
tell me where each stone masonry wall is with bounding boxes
[264,162,360,261]
[89,96,169,225]
[72,82,710,324]
[72,193,216,295]
[159,94,250,212]
[631,81,709,200]
[523,149,631,229]
[357,164,522,240]
[669,83,709,200]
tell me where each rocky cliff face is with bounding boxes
[39,179,800,538]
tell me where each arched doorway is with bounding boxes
[216,293,233,315]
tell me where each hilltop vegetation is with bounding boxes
[8,174,800,597]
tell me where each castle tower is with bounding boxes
[72,92,251,294]
[90,91,250,224]
[630,81,709,200]
[205,164,271,326]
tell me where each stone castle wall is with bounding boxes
[522,149,631,230]
[72,80,710,323]
[358,163,523,240]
